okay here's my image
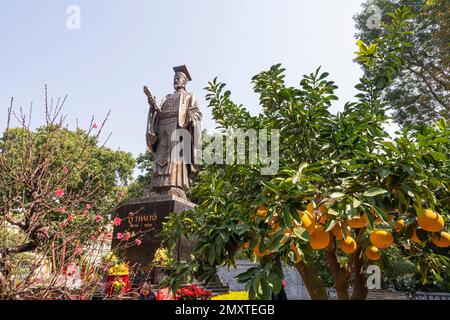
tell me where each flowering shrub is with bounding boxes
[211,291,249,300]
[153,247,174,267]
[112,279,126,295]
[104,252,129,276]
[174,285,211,300]
[108,263,129,276]
[0,93,135,299]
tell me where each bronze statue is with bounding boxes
[144,65,202,199]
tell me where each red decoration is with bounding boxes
[104,275,131,297]
[157,288,174,300]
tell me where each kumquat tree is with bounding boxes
[162,6,450,300]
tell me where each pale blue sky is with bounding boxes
[0,0,368,159]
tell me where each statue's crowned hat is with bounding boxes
[173,65,192,81]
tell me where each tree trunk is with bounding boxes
[324,239,350,300]
[333,271,350,300]
[295,261,328,300]
[351,249,368,300]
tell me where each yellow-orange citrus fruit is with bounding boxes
[309,224,330,250]
[394,219,406,232]
[253,243,270,257]
[290,243,303,263]
[417,209,444,232]
[238,241,250,251]
[431,231,450,248]
[340,236,357,254]
[370,229,394,248]
[318,213,328,225]
[255,205,268,219]
[306,203,327,224]
[331,222,349,241]
[300,210,314,231]
[410,228,422,243]
[346,214,368,229]
[365,245,381,261]
[374,214,394,224]
[307,203,328,215]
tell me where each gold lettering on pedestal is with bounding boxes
[127,214,158,229]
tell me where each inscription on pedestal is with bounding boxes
[111,195,196,271]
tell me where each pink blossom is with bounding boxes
[66,263,78,276]
[90,235,96,241]
[60,221,67,229]
[113,217,122,226]
[63,166,69,174]
[59,207,67,214]
[123,232,130,241]
[93,122,98,129]
[82,210,89,217]
[95,215,102,222]
[135,239,142,246]
[128,212,135,217]
[116,233,123,240]
[55,188,65,197]
[68,215,74,222]
[74,244,84,255]
[85,203,91,209]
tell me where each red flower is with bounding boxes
[82,210,89,217]
[68,215,74,222]
[123,232,130,241]
[90,235,96,241]
[113,217,122,226]
[95,215,102,222]
[55,188,65,197]
[135,239,142,246]
[63,166,69,174]
[93,122,98,129]
[85,203,91,209]
[116,233,123,240]
[59,207,67,214]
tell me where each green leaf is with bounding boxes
[330,192,346,199]
[325,220,337,232]
[319,72,330,80]
[268,272,281,294]
[363,187,388,197]
[293,227,310,242]
[380,141,399,154]
[428,151,446,161]
[377,168,391,178]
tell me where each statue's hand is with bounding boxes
[143,85,151,98]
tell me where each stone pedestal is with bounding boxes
[111,195,196,272]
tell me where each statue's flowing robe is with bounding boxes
[146,90,202,191]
